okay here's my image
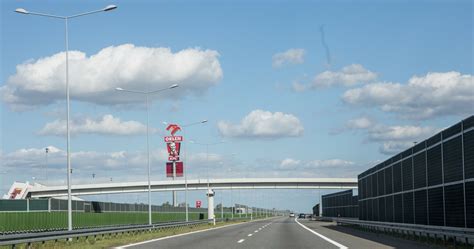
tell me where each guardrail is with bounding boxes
[332,217,474,246]
[0,216,261,247]
[0,220,210,247]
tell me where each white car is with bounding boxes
[289,213,295,217]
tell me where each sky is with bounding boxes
[0,0,473,213]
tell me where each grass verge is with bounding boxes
[0,219,254,249]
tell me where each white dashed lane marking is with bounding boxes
[237,239,245,243]
[248,234,253,237]
[295,218,348,249]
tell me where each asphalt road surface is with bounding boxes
[120,217,447,249]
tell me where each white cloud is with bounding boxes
[38,114,149,136]
[379,141,415,155]
[292,64,376,91]
[342,71,474,119]
[217,109,304,139]
[291,81,308,92]
[279,158,301,169]
[367,125,437,142]
[277,158,355,174]
[343,117,439,155]
[0,146,163,171]
[1,44,223,110]
[272,48,305,68]
[0,146,172,185]
[0,146,362,187]
[346,117,374,129]
[306,159,355,168]
[0,145,232,185]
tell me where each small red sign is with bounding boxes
[166,162,184,177]
[166,163,173,177]
[175,162,183,177]
[164,136,183,142]
[196,200,202,208]
[168,156,180,161]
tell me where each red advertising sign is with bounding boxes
[165,162,184,177]
[164,124,184,178]
[166,142,181,158]
[164,136,183,142]
[166,162,173,178]
[196,200,202,208]
[175,162,183,177]
[168,156,180,161]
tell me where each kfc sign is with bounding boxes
[164,123,184,178]
[196,200,202,208]
[167,142,181,158]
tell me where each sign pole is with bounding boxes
[172,160,177,207]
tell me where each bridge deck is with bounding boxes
[27,178,358,198]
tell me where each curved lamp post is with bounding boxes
[15,5,117,232]
[115,84,179,225]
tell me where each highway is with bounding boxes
[119,217,446,249]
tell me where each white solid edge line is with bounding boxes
[116,217,278,248]
[237,239,245,243]
[294,218,348,249]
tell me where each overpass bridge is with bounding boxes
[26,178,358,198]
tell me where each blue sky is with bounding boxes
[1,0,472,212]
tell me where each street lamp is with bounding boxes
[163,120,207,221]
[217,152,237,219]
[115,84,179,225]
[189,139,225,225]
[225,153,237,219]
[45,147,49,182]
[15,5,117,232]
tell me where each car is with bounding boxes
[298,213,305,219]
[289,212,295,217]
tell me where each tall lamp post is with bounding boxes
[189,140,225,225]
[224,153,236,219]
[163,120,208,221]
[116,84,178,225]
[45,147,49,182]
[15,5,117,232]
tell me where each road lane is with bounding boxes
[123,218,277,249]
[122,217,343,249]
[298,219,447,249]
[121,217,444,249]
[242,217,341,249]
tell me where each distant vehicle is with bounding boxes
[289,212,295,217]
[298,213,305,219]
